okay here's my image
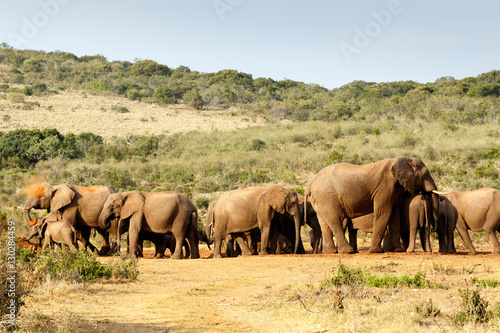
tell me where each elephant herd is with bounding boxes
[23,157,500,258]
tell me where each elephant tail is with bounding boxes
[303,192,308,228]
[423,197,433,232]
[192,210,199,243]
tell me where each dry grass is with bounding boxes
[0,89,264,139]
[16,239,500,333]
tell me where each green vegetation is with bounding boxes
[1,45,500,125]
[320,261,443,289]
[22,249,139,281]
[452,287,499,325]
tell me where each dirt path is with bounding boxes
[23,245,500,333]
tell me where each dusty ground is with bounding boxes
[20,238,500,333]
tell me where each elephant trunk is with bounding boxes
[26,226,39,241]
[430,192,439,231]
[24,207,34,224]
[98,209,112,230]
[293,213,301,254]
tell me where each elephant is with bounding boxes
[271,193,321,254]
[399,194,434,252]
[27,212,79,251]
[300,194,322,254]
[305,157,440,254]
[442,188,500,254]
[224,231,260,257]
[24,184,116,254]
[437,196,457,253]
[98,190,200,259]
[165,229,212,258]
[207,185,302,258]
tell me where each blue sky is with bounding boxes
[1,0,499,89]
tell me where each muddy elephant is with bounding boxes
[207,185,302,258]
[27,212,79,251]
[442,188,500,254]
[98,190,199,259]
[305,157,440,254]
[24,184,116,253]
[437,196,457,253]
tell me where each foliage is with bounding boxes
[0,129,86,168]
[1,46,499,122]
[452,287,494,325]
[26,249,139,281]
[320,261,443,290]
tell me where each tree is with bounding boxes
[129,59,171,77]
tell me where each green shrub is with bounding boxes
[250,139,266,151]
[111,106,129,113]
[453,288,492,325]
[320,261,443,290]
[31,249,138,281]
[22,86,33,96]
[153,85,174,104]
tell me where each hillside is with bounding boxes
[0,85,264,138]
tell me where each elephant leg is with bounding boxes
[225,236,235,257]
[259,222,271,256]
[419,228,431,252]
[483,223,500,254]
[407,219,418,252]
[185,230,200,259]
[234,233,252,256]
[154,236,166,259]
[347,222,358,253]
[128,224,141,258]
[455,218,476,255]
[213,231,224,259]
[317,216,339,253]
[170,233,185,260]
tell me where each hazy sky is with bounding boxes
[1,0,499,89]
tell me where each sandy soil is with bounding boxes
[21,240,500,333]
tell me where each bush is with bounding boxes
[22,86,32,96]
[111,106,129,113]
[30,249,138,281]
[453,288,492,325]
[153,85,174,104]
[320,261,443,290]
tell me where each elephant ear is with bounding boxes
[391,157,416,195]
[51,185,75,212]
[263,186,286,215]
[121,191,145,220]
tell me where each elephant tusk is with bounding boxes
[432,190,449,195]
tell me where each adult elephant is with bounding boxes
[24,184,116,253]
[208,185,302,259]
[98,190,199,259]
[437,196,457,253]
[442,188,500,254]
[305,157,440,254]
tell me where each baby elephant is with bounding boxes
[27,212,79,251]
